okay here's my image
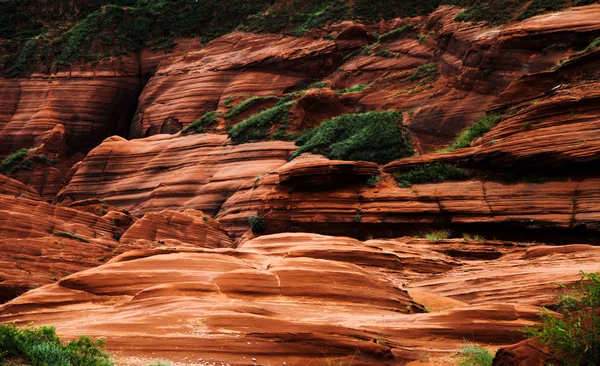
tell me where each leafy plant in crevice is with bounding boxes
[292,110,414,164]
[225,95,277,119]
[394,163,468,187]
[228,100,296,143]
[441,113,503,152]
[0,323,112,366]
[524,271,600,366]
[182,111,221,134]
[583,37,600,54]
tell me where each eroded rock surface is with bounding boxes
[2,233,580,364]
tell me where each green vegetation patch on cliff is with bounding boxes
[228,99,296,143]
[0,323,112,366]
[292,110,413,164]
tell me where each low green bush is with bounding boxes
[182,111,221,134]
[524,271,600,366]
[226,96,277,119]
[0,323,112,366]
[249,215,266,234]
[228,100,296,143]
[394,163,468,187]
[292,110,413,164]
[441,113,503,152]
[458,344,494,366]
[0,149,32,173]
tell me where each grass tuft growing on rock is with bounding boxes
[53,231,89,243]
[394,163,468,187]
[458,344,494,366]
[292,110,413,164]
[441,113,503,152]
[424,230,451,241]
[0,323,112,366]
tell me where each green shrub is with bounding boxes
[292,110,413,164]
[409,63,439,82]
[249,215,266,234]
[458,344,494,366]
[226,96,277,119]
[378,24,413,43]
[228,100,296,143]
[0,323,112,366]
[424,230,451,241]
[524,271,600,366]
[336,84,370,94]
[0,149,32,173]
[53,231,89,243]
[366,175,381,187]
[394,163,468,187]
[441,113,503,152]
[182,111,220,134]
[518,0,565,20]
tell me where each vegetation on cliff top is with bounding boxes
[292,110,413,164]
[3,0,592,76]
[0,323,112,366]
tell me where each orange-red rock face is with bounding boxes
[55,134,296,233]
[0,194,118,302]
[129,32,344,138]
[3,233,577,365]
[258,176,600,239]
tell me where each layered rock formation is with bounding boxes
[55,134,296,225]
[1,3,600,366]
[1,233,570,365]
